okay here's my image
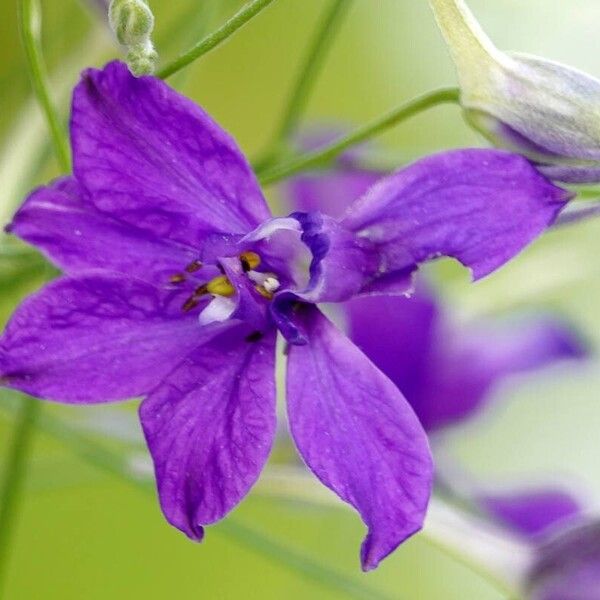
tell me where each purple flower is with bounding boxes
[480,486,600,600]
[286,144,585,431]
[0,61,572,570]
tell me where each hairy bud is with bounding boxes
[429,0,600,183]
[109,0,157,76]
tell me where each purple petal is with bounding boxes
[344,288,586,431]
[411,316,587,430]
[481,488,583,538]
[8,177,199,282]
[0,273,210,402]
[286,306,433,570]
[71,61,270,246]
[139,325,276,540]
[285,169,383,220]
[341,149,571,280]
[343,285,438,407]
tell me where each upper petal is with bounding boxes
[341,149,571,281]
[286,307,433,570]
[0,273,210,402]
[139,325,276,540]
[8,177,198,282]
[71,61,270,245]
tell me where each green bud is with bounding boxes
[126,40,158,76]
[429,0,600,183]
[109,0,154,47]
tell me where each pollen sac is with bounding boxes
[240,251,261,272]
[429,0,600,183]
[206,275,235,297]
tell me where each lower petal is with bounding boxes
[139,325,277,540]
[286,307,433,570]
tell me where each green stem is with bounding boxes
[157,0,277,80]
[259,0,353,165]
[257,87,460,185]
[17,0,70,172]
[0,1,72,591]
[18,409,394,600]
[0,398,40,593]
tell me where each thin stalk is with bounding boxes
[0,398,40,593]
[157,0,277,80]
[257,87,460,185]
[17,0,70,172]
[259,0,353,166]
[16,408,395,600]
[0,0,71,591]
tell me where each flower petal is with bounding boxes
[286,306,433,570]
[0,273,210,402]
[411,315,587,431]
[285,168,383,219]
[341,149,571,280]
[343,286,438,406]
[139,325,276,540]
[481,488,583,538]
[71,61,270,245]
[8,177,199,282]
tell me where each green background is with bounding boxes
[1,1,600,598]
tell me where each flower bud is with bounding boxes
[429,0,600,183]
[109,0,154,47]
[527,520,600,599]
[108,0,157,77]
[126,40,158,76]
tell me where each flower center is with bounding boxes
[169,251,281,315]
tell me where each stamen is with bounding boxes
[169,273,186,284]
[262,276,280,293]
[206,275,235,297]
[240,251,261,272]
[255,286,274,300]
[185,260,203,273]
[182,297,201,312]
[194,283,208,296]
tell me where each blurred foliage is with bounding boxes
[2,0,600,598]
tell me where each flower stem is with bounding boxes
[256,0,353,169]
[0,397,40,593]
[157,0,277,80]
[257,86,460,185]
[17,0,71,172]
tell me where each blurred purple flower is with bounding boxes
[480,485,600,600]
[0,62,572,569]
[285,138,585,431]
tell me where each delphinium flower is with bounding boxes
[429,0,600,183]
[481,485,600,599]
[284,137,586,431]
[0,61,573,570]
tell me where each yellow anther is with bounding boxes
[206,275,235,297]
[240,251,261,272]
[255,285,274,300]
